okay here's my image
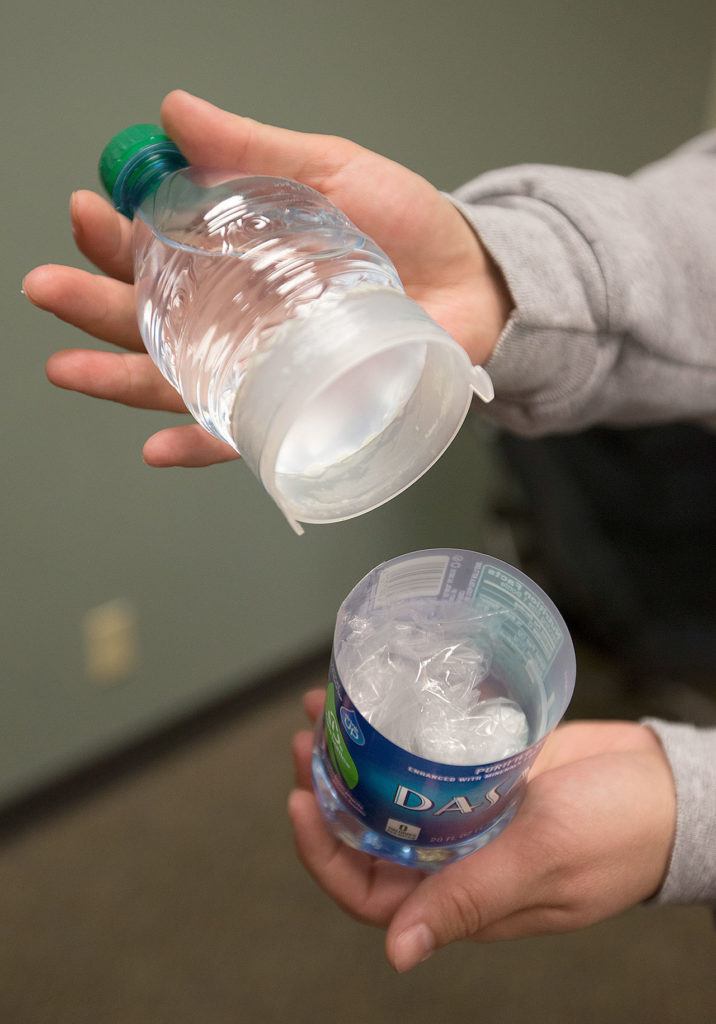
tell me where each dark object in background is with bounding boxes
[498,425,716,690]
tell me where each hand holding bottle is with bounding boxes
[290,689,676,972]
[24,91,511,469]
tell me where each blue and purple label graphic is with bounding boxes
[320,655,543,847]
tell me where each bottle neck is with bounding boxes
[112,142,188,219]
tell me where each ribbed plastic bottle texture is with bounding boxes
[106,129,493,530]
[133,169,409,462]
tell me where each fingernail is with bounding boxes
[392,923,435,973]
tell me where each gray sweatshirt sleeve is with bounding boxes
[452,139,716,907]
[642,721,716,906]
[451,131,716,436]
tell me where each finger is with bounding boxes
[386,816,539,972]
[287,789,420,926]
[24,265,142,350]
[303,688,325,724]
[46,350,185,411]
[291,730,314,791]
[288,788,366,913]
[142,423,239,467]
[70,190,134,283]
[161,90,357,189]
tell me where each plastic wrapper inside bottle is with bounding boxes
[337,600,529,765]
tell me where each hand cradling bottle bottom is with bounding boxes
[313,550,576,870]
[99,125,494,533]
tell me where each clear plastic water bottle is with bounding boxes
[313,549,576,870]
[99,125,494,532]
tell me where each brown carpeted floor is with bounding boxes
[1,663,714,1024]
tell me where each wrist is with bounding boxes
[450,201,513,365]
[477,248,513,361]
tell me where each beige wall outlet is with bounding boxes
[82,599,138,685]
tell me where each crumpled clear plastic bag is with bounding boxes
[337,600,529,765]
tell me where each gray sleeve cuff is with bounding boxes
[641,719,716,906]
[447,149,716,434]
[448,195,620,437]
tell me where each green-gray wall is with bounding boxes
[2,1,715,805]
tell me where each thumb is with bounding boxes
[385,819,534,972]
[160,90,355,187]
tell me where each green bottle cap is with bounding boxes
[98,124,188,217]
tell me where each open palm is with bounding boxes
[289,689,675,971]
[24,90,509,468]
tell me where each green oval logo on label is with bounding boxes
[324,682,359,790]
